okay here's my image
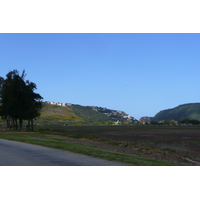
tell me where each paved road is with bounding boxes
[0,139,127,166]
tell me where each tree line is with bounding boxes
[0,70,43,130]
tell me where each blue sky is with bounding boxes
[1,33,200,120]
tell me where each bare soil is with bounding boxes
[55,125,200,165]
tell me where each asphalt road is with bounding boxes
[0,139,127,166]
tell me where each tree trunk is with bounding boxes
[19,118,23,129]
[27,119,30,131]
[12,118,15,129]
[15,118,18,130]
[6,118,9,131]
[31,119,34,131]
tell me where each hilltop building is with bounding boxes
[45,101,68,107]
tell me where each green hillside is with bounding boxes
[36,103,113,125]
[35,102,136,126]
[40,104,83,120]
[153,103,200,121]
[70,104,112,123]
[36,103,84,125]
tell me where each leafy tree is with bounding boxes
[0,76,4,116]
[22,80,43,130]
[179,117,189,124]
[0,70,43,130]
[0,76,4,93]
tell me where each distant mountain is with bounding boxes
[36,102,137,125]
[139,117,153,122]
[153,103,200,121]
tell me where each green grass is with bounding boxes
[0,131,184,166]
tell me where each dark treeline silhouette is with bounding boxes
[0,70,43,131]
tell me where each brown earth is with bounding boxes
[54,125,200,166]
[62,137,200,165]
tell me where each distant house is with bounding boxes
[50,102,56,105]
[92,106,98,111]
[113,120,120,125]
[56,102,62,106]
[45,101,72,107]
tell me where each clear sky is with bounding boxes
[1,33,200,120]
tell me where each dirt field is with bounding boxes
[49,125,200,165]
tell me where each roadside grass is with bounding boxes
[0,131,184,166]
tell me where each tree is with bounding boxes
[0,76,4,93]
[22,80,43,130]
[0,77,4,124]
[179,117,189,124]
[0,70,43,130]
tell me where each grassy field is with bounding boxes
[1,125,200,165]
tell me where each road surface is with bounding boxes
[0,139,127,166]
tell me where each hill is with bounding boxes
[35,102,137,125]
[36,103,84,125]
[153,103,200,121]
[66,104,112,123]
[139,117,153,122]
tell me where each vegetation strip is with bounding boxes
[0,132,183,166]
